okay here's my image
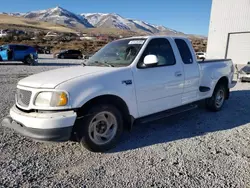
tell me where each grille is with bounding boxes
[16,89,32,107]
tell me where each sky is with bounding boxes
[0,0,212,36]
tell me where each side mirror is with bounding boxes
[143,55,158,66]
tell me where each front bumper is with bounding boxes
[1,105,77,142]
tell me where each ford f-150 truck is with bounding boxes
[1,36,235,152]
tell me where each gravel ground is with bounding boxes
[1,56,250,188]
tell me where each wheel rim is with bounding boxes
[78,56,81,59]
[215,89,225,108]
[26,57,32,65]
[88,111,118,145]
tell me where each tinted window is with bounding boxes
[73,50,81,54]
[14,45,29,51]
[68,50,80,54]
[138,38,176,68]
[175,39,193,64]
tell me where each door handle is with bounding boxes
[175,71,182,77]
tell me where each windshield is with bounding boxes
[86,38,145,67]
[0,45,8,51]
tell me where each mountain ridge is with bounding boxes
[1,6,206,38]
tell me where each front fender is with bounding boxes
[72,86,138,118]
[0,50,8,60]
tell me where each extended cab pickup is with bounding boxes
[1,36,235,152]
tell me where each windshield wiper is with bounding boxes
[93,61,114,67]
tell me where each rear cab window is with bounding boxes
[175,39,193,64]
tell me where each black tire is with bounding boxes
[23,55,35,66]
[206,84,227,112]
[0,56,2,61]
[76,104,124,152]
[60,55,64,59]
[78,55,82,59]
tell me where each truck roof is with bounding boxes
[122,35,189,40]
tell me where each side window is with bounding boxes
[74,50,81,54]
[14,46,28,51]
[138,38,176,68]
[175,39,193,64]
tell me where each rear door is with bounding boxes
[13,45,29,60]
[68,50,77,58]
[174,38,200,104]
[133,38,184,117]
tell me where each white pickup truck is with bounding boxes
[1,36,235,152]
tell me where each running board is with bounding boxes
[135,103,198,124]
[199,86,210,92]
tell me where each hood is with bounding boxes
[18,66,113,88]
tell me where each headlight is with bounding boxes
[34,91,68,107]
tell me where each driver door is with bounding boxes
[132,38,184,117]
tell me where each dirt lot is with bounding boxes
[0,56,250,188]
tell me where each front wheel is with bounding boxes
[206,84,227,111]
[76,104,124,152]
[23,55,35,66]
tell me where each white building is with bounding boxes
[206,0,250,65]
[44,32,58,38]
[0,30,8,38]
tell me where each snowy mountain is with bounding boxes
[0,12,24,17]
[82,13,131,30]
[23,6,93,29]
[81,13,184,35]
[2,7,189,36]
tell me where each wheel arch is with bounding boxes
[214,76,229,99]
[76,94,134,131]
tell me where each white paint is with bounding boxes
[143,55,158,65]
[10,105,76,129]
[12,36,234,130]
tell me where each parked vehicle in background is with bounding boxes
[33,45,51,54]
[0,30,8,38]
[1,36,235,152]
[238,62,250,82]
[0,44,38,65]
[54,49,83,59]
[196,52,206,60]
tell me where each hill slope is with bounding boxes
[0,14,76,33]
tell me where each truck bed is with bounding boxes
[198,59,232,63]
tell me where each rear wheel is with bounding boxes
[60,55,64,59]
[78,55,82,59]
[206,84,227,111]
[76,104,123,152]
